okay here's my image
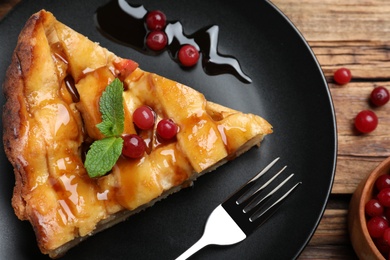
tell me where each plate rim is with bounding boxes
[266,0,337,255]
[0,0,338,259]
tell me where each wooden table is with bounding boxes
[2,0,390,259]
[272,0,390,259]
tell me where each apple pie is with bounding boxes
[2,10,272,258]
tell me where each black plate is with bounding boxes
[0,1,336,259]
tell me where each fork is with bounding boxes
[175,157,301,260]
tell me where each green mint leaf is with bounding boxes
[84,78,126,178]
[97,78,124,137]
[85,137,124,178]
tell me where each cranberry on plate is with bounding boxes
[146,10,167,31]
[178,44,200,67]
[146,31,168,51]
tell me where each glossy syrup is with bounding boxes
[95,0,251,83]
[64,75,80,102]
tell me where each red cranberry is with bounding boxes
[122,134,146,159]
[354,110,378,133]
[146,10,167,31]
[367,216,389,238]
[157,119,178,140]
[371,86,390,107]
[374,237,390,255]
[333,67,352,85]
[146,31,168,51]
[378,188,390,207]
[365,199,384,217]
[376,174,390,191]
[178,44,200,67]
[133,105,155,130]
[384,228,390,244]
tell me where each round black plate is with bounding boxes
[0,1,336,259]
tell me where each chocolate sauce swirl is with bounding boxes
[95,0,251,83]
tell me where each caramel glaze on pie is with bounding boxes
[2,10,272,258]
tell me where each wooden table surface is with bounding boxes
[2,0,390,259]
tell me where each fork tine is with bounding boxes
[229,157,281,205]
[222,158,301,236]
[249,181,301,223]
[238,165,287,206]
[247,157,281,183]
[243,172,294,213]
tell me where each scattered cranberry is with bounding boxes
[178,44,200,67]
[366,199,385,217]
[146,31,168,51]
[354,110,378,133]
[371,86,390,107]
[157,119,178,140]
[333,67,352,85]
[133,105,155,130]
[146,10,167,31]
[122,134,146,159]
[367,216,389,238]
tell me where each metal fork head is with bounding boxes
[221,157,301,236]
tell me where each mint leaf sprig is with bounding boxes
[85,78,125,178]
[84,137,123,178]
[96,78,125,137]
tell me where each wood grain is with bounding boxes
[272,0,390,42]
[272,0,390,258]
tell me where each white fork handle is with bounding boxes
[175,235,209,260]
[175,205,247,260]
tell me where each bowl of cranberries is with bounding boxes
[349,157,390,259]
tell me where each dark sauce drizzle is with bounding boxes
[95,0,252,83]
[64,75,80,102]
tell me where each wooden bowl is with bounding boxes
[348,157,390,260]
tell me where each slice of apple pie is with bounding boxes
[2,10,272,258]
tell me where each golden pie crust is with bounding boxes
[2,10,272,258]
